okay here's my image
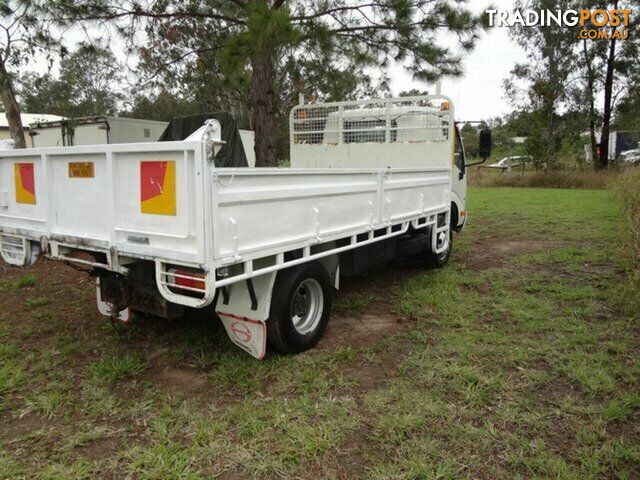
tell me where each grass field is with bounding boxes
[0,187,638,479]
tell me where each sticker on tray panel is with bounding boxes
[140,161,176,215]
[219,313,267,359]
[14,163,36,204]
[68,162,95,178]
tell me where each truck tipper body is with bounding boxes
[0,95,486,358]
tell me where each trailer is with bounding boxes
[29,116,170,148]
[0,95,489,358]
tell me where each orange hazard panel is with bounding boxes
[140,161,176,215]
[15,163,36,204]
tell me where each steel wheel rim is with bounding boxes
[290,278,324,335]
[437,231,450,260]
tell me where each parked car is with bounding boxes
[619,143,640,165]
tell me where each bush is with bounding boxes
[613,169,640,314]
[614,169,640,267]
[469,168,619,190]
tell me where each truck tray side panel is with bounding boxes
[0,141,207,265]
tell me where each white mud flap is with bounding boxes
[219,314,266,359]
[215,272,277,359]
[95,279,131,323]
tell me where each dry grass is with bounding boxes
[613,169,640,311]
[469,167,621,190]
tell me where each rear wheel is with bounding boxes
[267,262,332,353]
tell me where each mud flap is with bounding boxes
[215,272,276,359]
[95,279,130,322]
[219,314,266,359]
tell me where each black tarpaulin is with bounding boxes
[158,112,249,168]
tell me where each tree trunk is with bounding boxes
[545,54,558,170]
[598,1,618,170]
[582,39,598,166]
[0,59,26,149]
[250,41,277,167]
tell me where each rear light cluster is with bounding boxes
[166,267,207,297]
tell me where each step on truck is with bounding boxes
[0,95,491,359]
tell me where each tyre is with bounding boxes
[267,262,332,353]
[423,227,452,269]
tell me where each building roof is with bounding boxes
[0,113,65,129]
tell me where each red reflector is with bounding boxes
[171,269,206,291]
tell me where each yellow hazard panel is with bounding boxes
[140,161,176,215]
[14,163,36,204]
[68,162,95,178]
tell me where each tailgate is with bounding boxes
[0,141,208,267]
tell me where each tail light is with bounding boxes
[166,267,206,295]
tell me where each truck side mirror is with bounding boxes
[479,129,492,159]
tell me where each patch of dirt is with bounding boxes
[146,365,209,394]
[463,240,563,271]
[318,312,406,350]
[0,412,47,442]
[534,375,580,407]
[73,435,121,461]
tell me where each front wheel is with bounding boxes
[267,262,332,353]
[423,227,452,269]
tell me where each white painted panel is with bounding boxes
[0,141,206,265]
[211,168,450,262]
[291,142,451,169]
[381,169,451,223]
[108,118,168,143]
[31,127,65,148]
[73,124,109,145]
[112,150,197,257]
[0,154,47,233]
[49,153,110,238]
[239,130,255,167]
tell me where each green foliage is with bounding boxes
[56,1,485,164]
[0,1,62,147]
[615,83,640,131]
[89,352,148,383]
[460,123,479,158]
[14,275,36,289]
[19,44,123,117]
[26,296,51,308]
[123,91,200,123]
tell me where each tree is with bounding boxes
[59,1,486,166]
[615,83,640,131]
[597,2,638,167]
[460,123,479,158]
[19,45,124,117]
[504,0,575,170]
[0,1,60,148]
[123,90,200,122]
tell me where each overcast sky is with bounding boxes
[389,0,522,121]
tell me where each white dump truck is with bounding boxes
[0,96,490,358]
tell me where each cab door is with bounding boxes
[452,126,467,230]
